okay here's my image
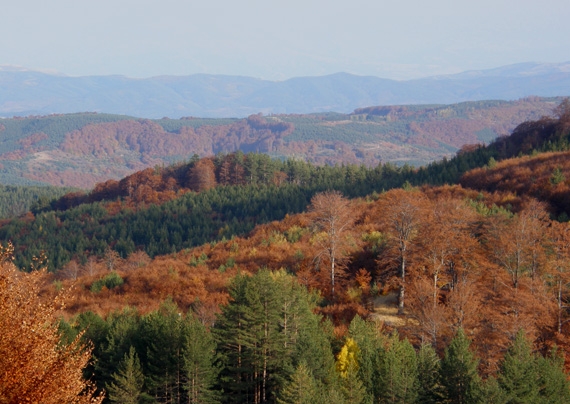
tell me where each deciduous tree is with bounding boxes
[309,191,355,298]
[378,188,426,314]
[0,244,102,403]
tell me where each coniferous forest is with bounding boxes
[2,99,570,403]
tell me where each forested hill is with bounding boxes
[44,157,570,402]
[0,97,561,187]
[2,99,569,272]
[2,103,570,403]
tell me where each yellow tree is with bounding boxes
[336,337,366,404]
[0,243,102,404]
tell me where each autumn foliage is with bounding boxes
[0,244,102,403]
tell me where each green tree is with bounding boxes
[277,362,319,404]
[215,271,292,403]
[183,315,221,404]
[107,346,147,404]
[440,328,482,404]
[377,333,419,404]
[94,307,142,392]
[536,347,570,403]
[139,301,186,403]
[417,343,444,404]
[215,269,335,404]
[347,315,383,401]
[550,166,566,185]
[480,377,509,404]
[497,330,539,404]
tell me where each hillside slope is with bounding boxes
[0,97,560,187]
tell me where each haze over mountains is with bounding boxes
[1,62,569,119]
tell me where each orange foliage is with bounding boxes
[0,245,102,403]
[38,182,570,376]
[461,151,570,217]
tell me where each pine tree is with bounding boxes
[107,346,146,404]
[348,315,383,401]
[536,346,570,403]
[139,300,186,403]
[216,270,320,404]
[497,330,540,403]
[440,328,482,404]
[417,343,444,404]
[377,333,419,404]
[277,362,319,404]
[183,314,221,404]
[479,376,509,404]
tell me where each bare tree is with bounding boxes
[60,258,81,281]
[309,191,355,298]
[378,189,425,314]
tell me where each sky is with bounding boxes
[1,0,569,81]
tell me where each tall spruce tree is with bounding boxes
[377,333,419,404]
[417,343,444,404]
[440,328,482,404]
[347,315,383,401]
[94,307,142,391]
[106,346,147,404]
[536,347,570,403]
[277,362,319,404]
[497,330,540,403]
[139,301,186,403]
[183,314,221,404]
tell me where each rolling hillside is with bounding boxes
[0,97,561,188]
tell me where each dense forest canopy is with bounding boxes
[2,99,570,403]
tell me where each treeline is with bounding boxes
[0,183,76,219]
[59,270,570,403]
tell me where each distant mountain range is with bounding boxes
[1,62,569,118]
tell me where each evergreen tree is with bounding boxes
[215,270,326,404]
[347,315,383,401]
[139,301,186,403]
[277,362,319,404]
[536,347,570,403]
[497,330,540,403]
[214,274,252,403]
[183,314,221,404]
[480,376,509,404]
[377,333,419,404]
[417,343,444,404]
[106,346,147,404]
[440,328,482,404]
[94,307,142,391]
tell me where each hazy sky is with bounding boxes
[1,0,569,80]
